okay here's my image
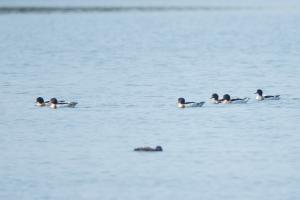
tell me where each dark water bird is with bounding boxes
[134,146,163,152]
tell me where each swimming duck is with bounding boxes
[177,97,205,108]
[48,97,78,108]
[36,96,78,108]
[36,97,46,107]
[210,93,222,104]
[221,94,249,104]
[255,89,280,101]
[134,146,163,152]
[49,98,58,109]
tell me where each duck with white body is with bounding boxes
[255,89,280,101]
[177,97,205,108]
[210,93,222,104]
[35,97,78,108]
[221,94,250,104]
[49,98,78,109]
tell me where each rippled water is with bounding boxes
[1,1,300,200]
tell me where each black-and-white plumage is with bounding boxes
[210,93,222,104]
[134,146,163,152]
[255,89,280,101]
[221,94,249,104]
[177,97,205,108]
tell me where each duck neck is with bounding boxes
[211,99,219,104]
[256,95,264,100]
[50,104,57,109]
[36,102,45,107]
[177,103,185,108]
[223,100,231,104]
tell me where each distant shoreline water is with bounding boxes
[0,6,267,14]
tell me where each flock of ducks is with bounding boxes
[177,89,280,108]
[35,89,280,152]
[36,89,280,110]
[35,97,77,109]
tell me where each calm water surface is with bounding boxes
[0,1,300,200]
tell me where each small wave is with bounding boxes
[0,6,264,14]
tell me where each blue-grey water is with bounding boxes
[1,1,300,200]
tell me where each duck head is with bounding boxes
[50,98,58,109]
[177,97,185,104]
[223,94,231,101]
[255,89,263,96]
[210,93,219,100]
[36,97,45,106]
[222,94,231,103]
[177,97,186,108]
